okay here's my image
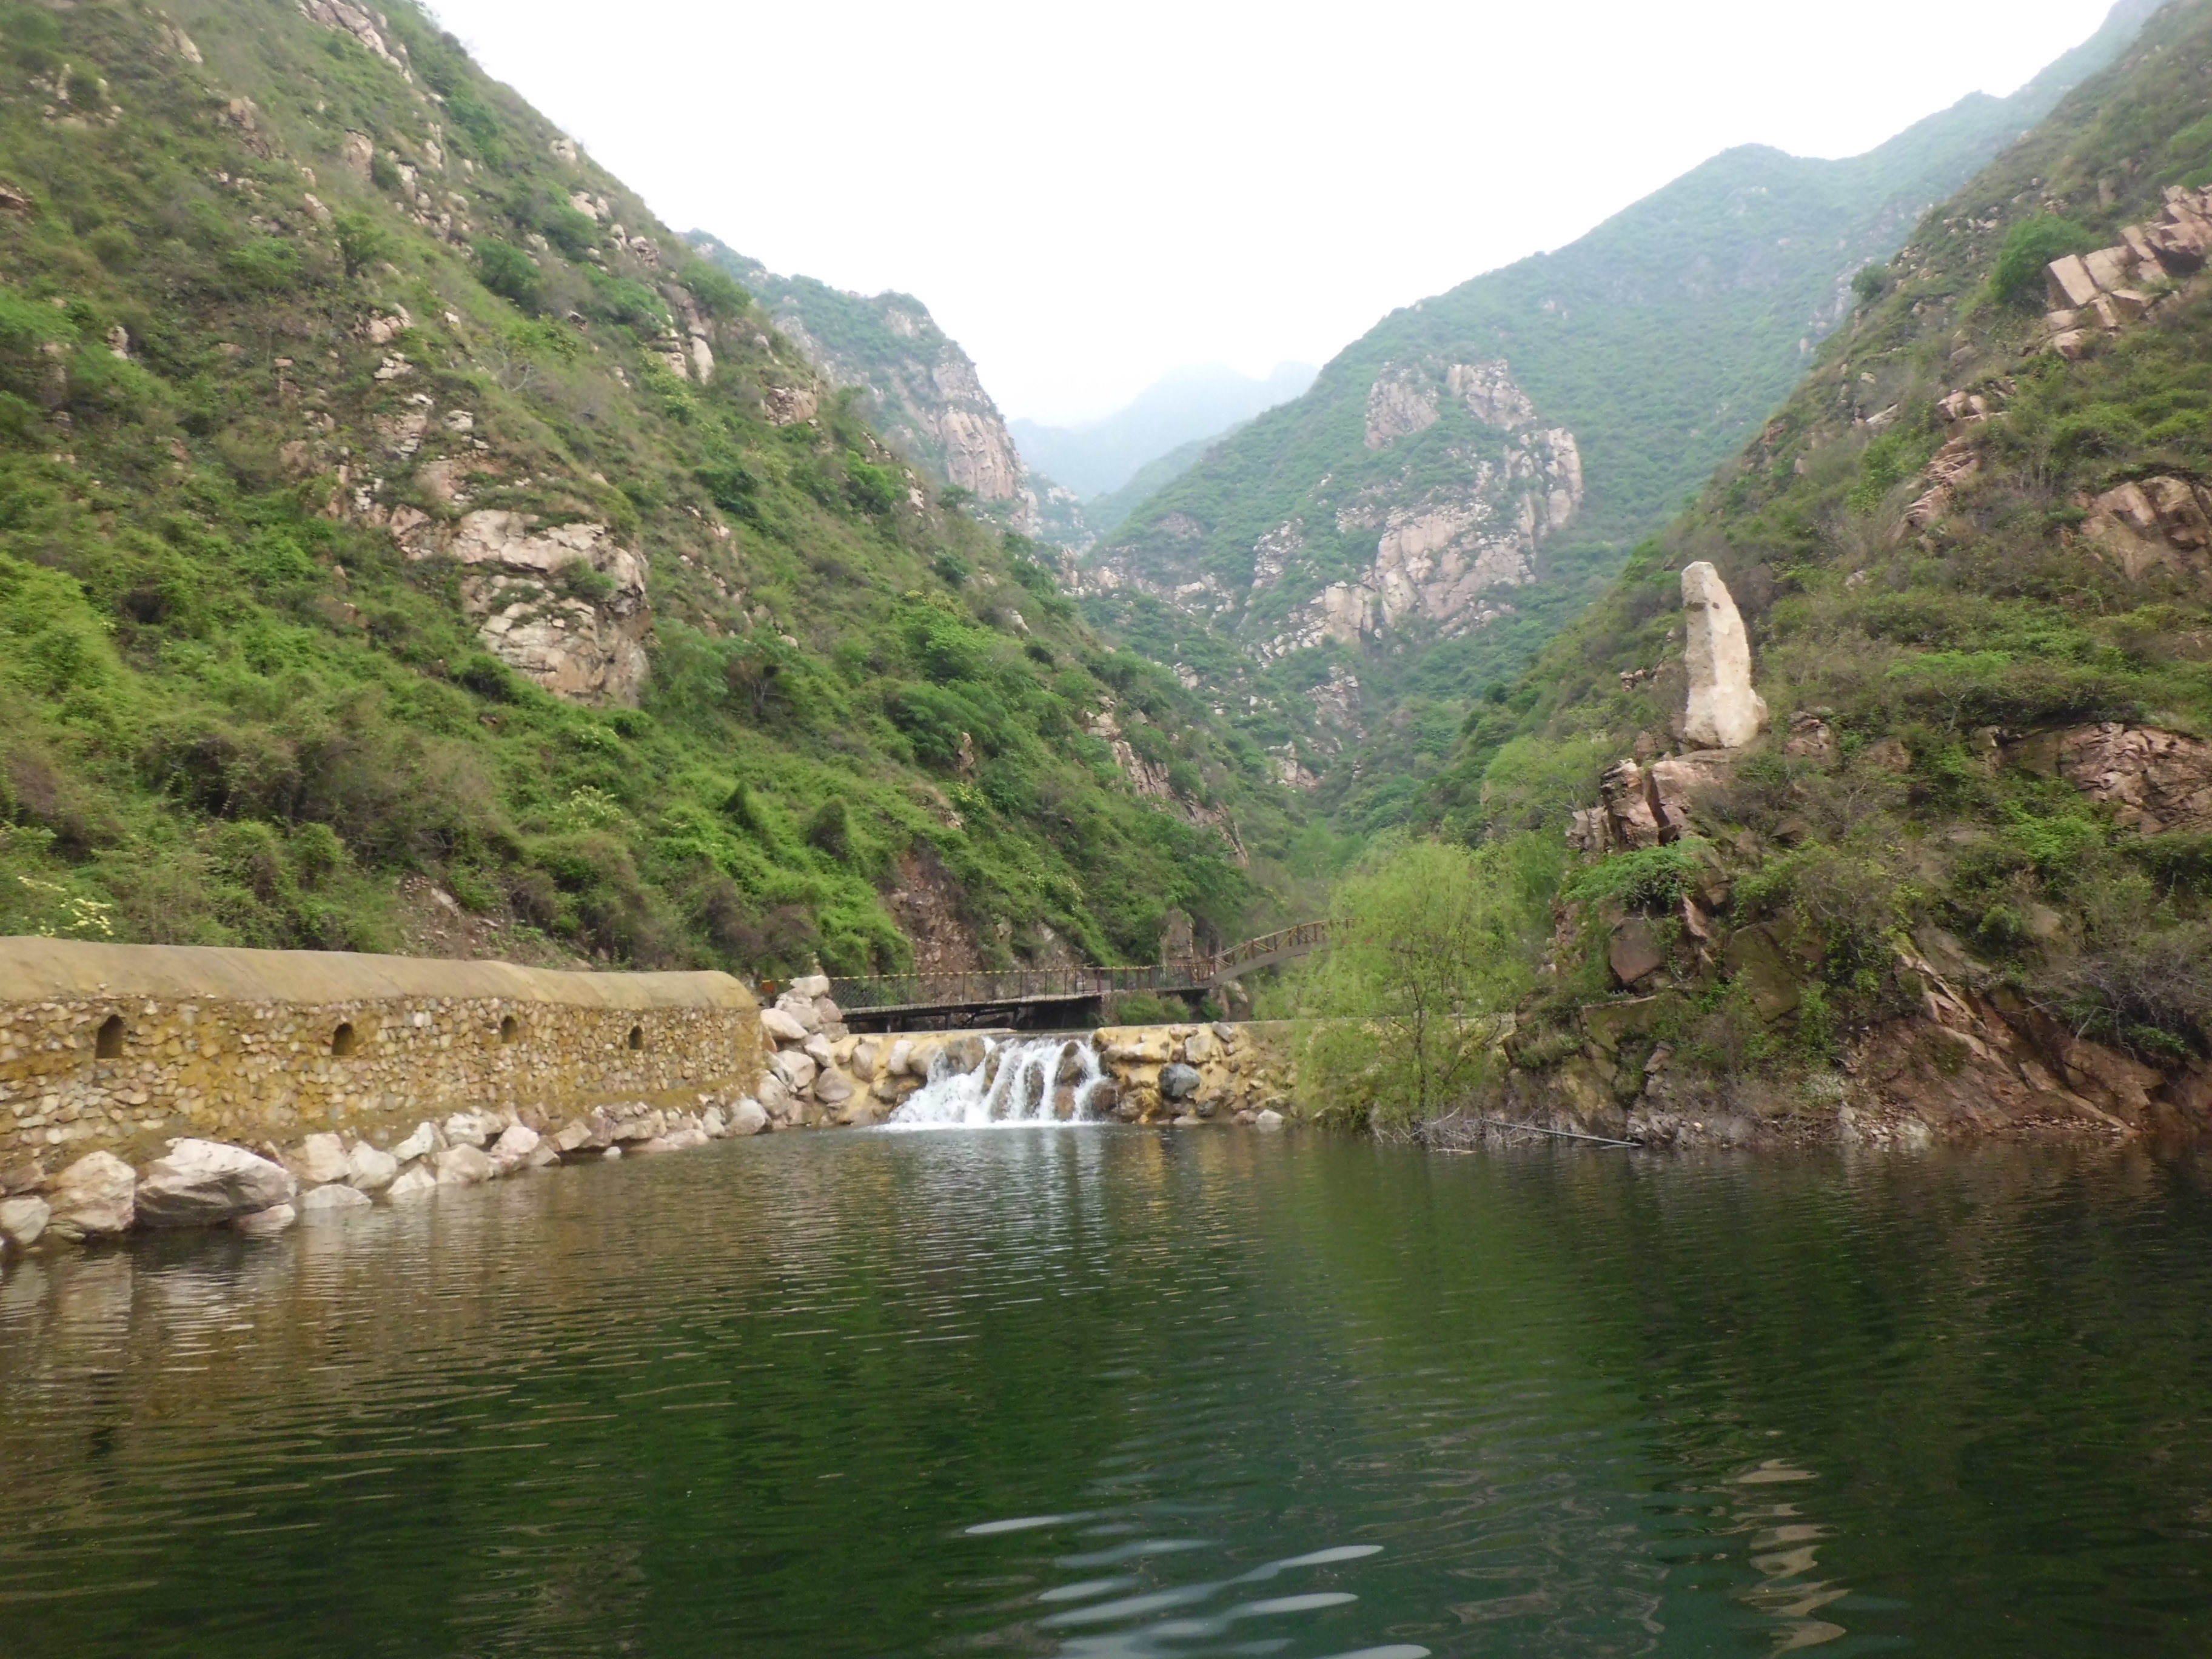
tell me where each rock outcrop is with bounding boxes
[2005,723,2212,836]
[2037,185,2212,357]
[687,236,1040,531]
[2079,477,2212,591]
[1680,563,1766,749]
[401,511,651,703]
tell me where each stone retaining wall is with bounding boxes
[0,939,763,1171]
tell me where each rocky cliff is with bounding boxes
[683,235,1092,545]
[1078,0,2161,828]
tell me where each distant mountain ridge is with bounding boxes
[1078,0,2163,830]
[1011,362,1318,499]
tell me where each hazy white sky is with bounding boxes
[424,0,2122,423]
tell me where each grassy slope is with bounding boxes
[0,0,1293,974]
[1085,1,2156,836]
[1446,0,2212,1073]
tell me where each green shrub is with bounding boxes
[805,797,853,862]
[474,238,541,310]
[1108,991,1182,1025]
[1989,216,2098,307]
[1564,840,1707,911]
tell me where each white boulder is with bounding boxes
[435,1144,496,1185]
[385,1164,439,1203]
[488,1124,541,1173]
[791,974,831,999]
[1681,561,1768,750]
[441,1110,502,1148]
[1255,1109,1287,1131]
[390,1121,440,1163]
[346,1141,399,1193]
[233,1202,297,1235]
[770,1049,817,1094]
[47,1151,136,1239]
[136,1140,296,1230]
[729,1098,769,1136]
[760,1007,809,1044]
[299,1182,373,1215]
[291,1132,352,1186]
[772,991,823,1035]
[1,1195,51,1250]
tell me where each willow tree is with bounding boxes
[1292,835,1553,1130]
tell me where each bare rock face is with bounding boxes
[136,1140,297,1229]
[2007,725,2212,836]
[2080,477,2212,592]
[1259,361,1581,655]
[298,1,410,76]
[405,511,650,704]
[1680,563,1767,750]
[1365,363,1441,449]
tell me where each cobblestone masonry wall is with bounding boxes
[0,940,763,1167]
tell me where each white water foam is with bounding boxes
[886,1037,1112,1129]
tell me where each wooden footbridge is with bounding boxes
[822,921,1329,1033]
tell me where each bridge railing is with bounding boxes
[1202,920,1330,981]
[823,920,1333,1014]
[825,963,1205,1014]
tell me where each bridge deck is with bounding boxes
[816,922,1329,1030]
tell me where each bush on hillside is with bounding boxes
[1989,216,2098,308]
[474,238,541,310]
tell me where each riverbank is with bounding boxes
[0,940,1309,1262]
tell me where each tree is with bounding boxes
[1290,835,1552,1128]
[473,238,541,311]
[332,209,395,280]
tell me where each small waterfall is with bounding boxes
[887,1037,1111,1129]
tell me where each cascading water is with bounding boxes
[886,1037,1113,1129]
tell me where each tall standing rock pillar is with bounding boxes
[1680,561,1767,749]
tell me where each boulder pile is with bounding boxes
[0,1090,766,1261]
[753,974,943,1128]
[1089,1023,1292,1125]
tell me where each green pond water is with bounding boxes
[2,1127,2210,1658]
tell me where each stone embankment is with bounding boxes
[1,939,766,1261]
[0,940,1307,1265]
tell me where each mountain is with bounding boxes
[680,235,1102,547]
[1442,0,2212,1138]
[0,0,1293,976]
[1011,361,1318,499]
[1079,0,2163,832]
[1086,432,1230,538]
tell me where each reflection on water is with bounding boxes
[3,1131,2211,1658]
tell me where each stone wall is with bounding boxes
[0,940,763,1170]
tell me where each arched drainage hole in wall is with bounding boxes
[500,1015,519,1044]
[627,1025,644,1051]
[331,1022,357,1058]
[95,1014,125,1060]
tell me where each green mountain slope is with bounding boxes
[0,0,1290,974]
[681,233,1102,550]
[1084,432,1225,538]
[1082,0,2159,834]
[1440,0,2212,1137]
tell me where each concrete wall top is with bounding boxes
[0,938,757,1012]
